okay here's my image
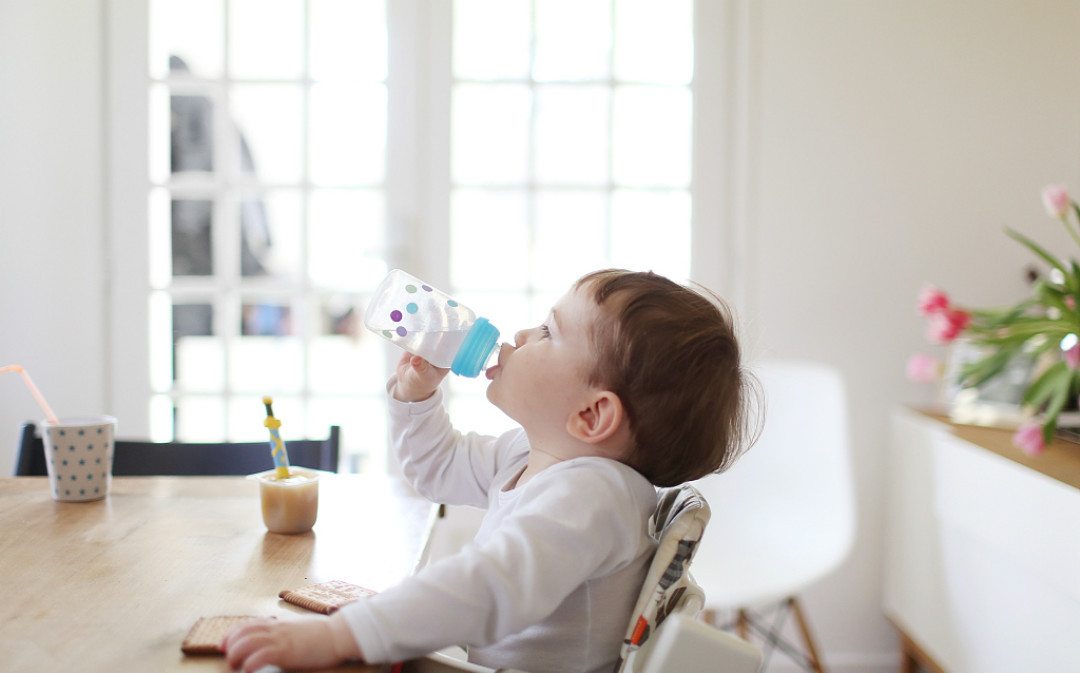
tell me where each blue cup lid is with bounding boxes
[451,317,500,377]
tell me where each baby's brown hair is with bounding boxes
[575,270,759,486]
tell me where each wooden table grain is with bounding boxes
[0,475,437,673]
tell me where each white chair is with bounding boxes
[401,485,762,673]
[691,360,854,673]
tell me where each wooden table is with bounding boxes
[0,475,437,673]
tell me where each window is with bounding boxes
[111,0,723,473]
[444,0,694,432]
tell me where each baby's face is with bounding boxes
[484,285,598,438]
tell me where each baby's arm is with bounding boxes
[340,461,654,664]
[388,360,521,507]
[223,612,359,673]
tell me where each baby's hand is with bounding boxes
[223,614,360,673]
[393,352,450,402]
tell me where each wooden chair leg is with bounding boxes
[788,596,826,673]
[736,608,749,640]
[897,629,946,673]
[900,645,919,673]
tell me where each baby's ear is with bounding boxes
[567,390,624,444]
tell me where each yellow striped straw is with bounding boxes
[262,396,291,479]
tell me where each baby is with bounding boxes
[225,269,756,673]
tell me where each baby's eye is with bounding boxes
[539,324,551,339]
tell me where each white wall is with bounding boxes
[742,1,1080,670]
[3,1,1080,671]
[0,0,107,473]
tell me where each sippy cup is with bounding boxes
[363,269,501,377]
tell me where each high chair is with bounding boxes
[400,485,763,673]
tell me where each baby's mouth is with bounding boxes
[486,343,513,380]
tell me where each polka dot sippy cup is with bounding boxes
[363,269,501,377]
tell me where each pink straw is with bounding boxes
[1,365,59,424]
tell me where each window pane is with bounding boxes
[306,295,381,398]
[533,190,609,291]
[170,89,216,174]
[229,0,304,80]
[230,337,304,393]
[453,0,531,80]
[150,0,223,79]
[240,190,303,280]
[175,335,224,392]
[241,300,292,336]
[309,334,382,395]
[308,396,385,473]
[614,0,693,84]
[172,198,214,276]
[534,85,610,185]
[172,302,214,338]
[611,189,691,280]
[450,190,529,291]
[534,0,611,82]
[314,294,363,339]
[175,396,226,442]
[612,85,691,187]
[310,0,386,82]
[229,395,302,442]
[452,84,531,185]
[231,85,304,184]
[310,84,387,186]
[308,189,387,289]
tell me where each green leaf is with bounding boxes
[970,320,1070,341]
[1035,281,1071,313]
[1069,260,1080,298]
[958,346,1021,388]
[1022,361,1068,408]
[1041,381,1071,444]
[1006,228,1066,274]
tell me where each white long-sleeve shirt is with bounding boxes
[340,379,657,673]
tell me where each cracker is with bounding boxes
[181,615,266,656]
[279,580,377,614]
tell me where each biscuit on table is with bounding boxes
[279,579,377,614]
[181,615,269,655]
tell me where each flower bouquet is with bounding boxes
[910,185,1080,455]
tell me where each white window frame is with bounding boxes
[105,0,747,460]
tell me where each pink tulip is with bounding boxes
[1067,342,1080,370]
[1042,184,1070,220]
[1012,420,1046,456]
[917,285,950,316]
[926,308,971,344]
[906,353,940,383]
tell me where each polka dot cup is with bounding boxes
[41,416,117,502]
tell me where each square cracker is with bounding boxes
[279,580,377,614]
[181,615,267,656]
